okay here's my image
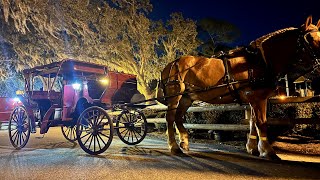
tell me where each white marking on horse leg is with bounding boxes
[246,120,258,156]
[175,97,192,151]
[166,105,182,154]
[175,123,189,151]
[255,125,280,160]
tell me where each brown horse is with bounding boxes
[158,15,320,160]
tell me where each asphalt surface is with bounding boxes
[0,126,320,180]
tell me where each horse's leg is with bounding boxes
[175,96,192,151]
[251,99,281,160]
[246,109,259,156]
[166,96,183,155]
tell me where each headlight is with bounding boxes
[13,97,21,103]
[72,83,81,90]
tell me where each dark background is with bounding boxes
[151,0,320,46]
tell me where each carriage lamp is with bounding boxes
[16,90,24,95]
[99,78,109,85]
[72,83,81,90]
[13,97,21,103]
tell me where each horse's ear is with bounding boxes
[304,15,313,29]
[317,19,320,28]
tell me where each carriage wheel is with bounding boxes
[116,109,147,145]
[61,125,77,142]
[76,106,113,155]
[8,106,31,149]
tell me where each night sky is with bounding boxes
[150,0,320,46]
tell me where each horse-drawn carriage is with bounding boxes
[9,59,148,155]
[8,15,320,160]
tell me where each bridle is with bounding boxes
[297,28,320,73]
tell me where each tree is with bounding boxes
[0,0,199,99]
[197,17,241,56]
[158,13,200,69]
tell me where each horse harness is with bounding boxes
[163,52,267,104]
[296,28,320,74]
[215,51,243,104]
[162,27,320,104]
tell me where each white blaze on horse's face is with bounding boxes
[315,32,320,49]
[305,24,320,54]
[310,31,320,49]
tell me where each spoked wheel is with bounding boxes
[76,106,114,155]
[116,109,147,145]
[8,106,31,149]
[61,125,77,142]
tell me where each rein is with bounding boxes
[126,78,250,108]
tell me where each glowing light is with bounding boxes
[72,83,81,90]
[279,95,286,100]
[99,78,109,85]
[16,90,24,95]
[13,97,20,102]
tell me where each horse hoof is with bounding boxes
[180,142,189,151]
[171,148,184,155]
[248,149,259,156]
[260,153,281,161]
[246,145,259,156]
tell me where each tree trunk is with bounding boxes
[137,80,153,104]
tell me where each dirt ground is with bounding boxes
[272,134,320,155]
[148,131,320,156]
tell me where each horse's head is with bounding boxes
[299,15,320,73]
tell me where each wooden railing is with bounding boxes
[145,97,320,132]
[145,104,252,131]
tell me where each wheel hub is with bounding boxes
[124,122,135,130]
[17,124,28,133]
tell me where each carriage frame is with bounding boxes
[8,59,148,155]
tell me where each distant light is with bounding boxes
[279,95,286,100]
[72,83,81,90]
[99,78,109,85]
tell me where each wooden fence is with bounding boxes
[145,104,252,131]
[145,97,320,132]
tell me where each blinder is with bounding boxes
[297,29,320,73]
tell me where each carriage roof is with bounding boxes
[22,59,108,78]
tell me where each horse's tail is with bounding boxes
[156,79,167,105]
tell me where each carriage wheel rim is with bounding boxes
[116,110,147,145]
[61,125,77,142]
[76,107,113,155]
[8,106,31,149]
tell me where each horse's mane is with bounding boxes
[250,27,297,49]
[212,27,300,64]
[247,27,299,64]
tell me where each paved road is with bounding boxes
[0,127,320,180]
